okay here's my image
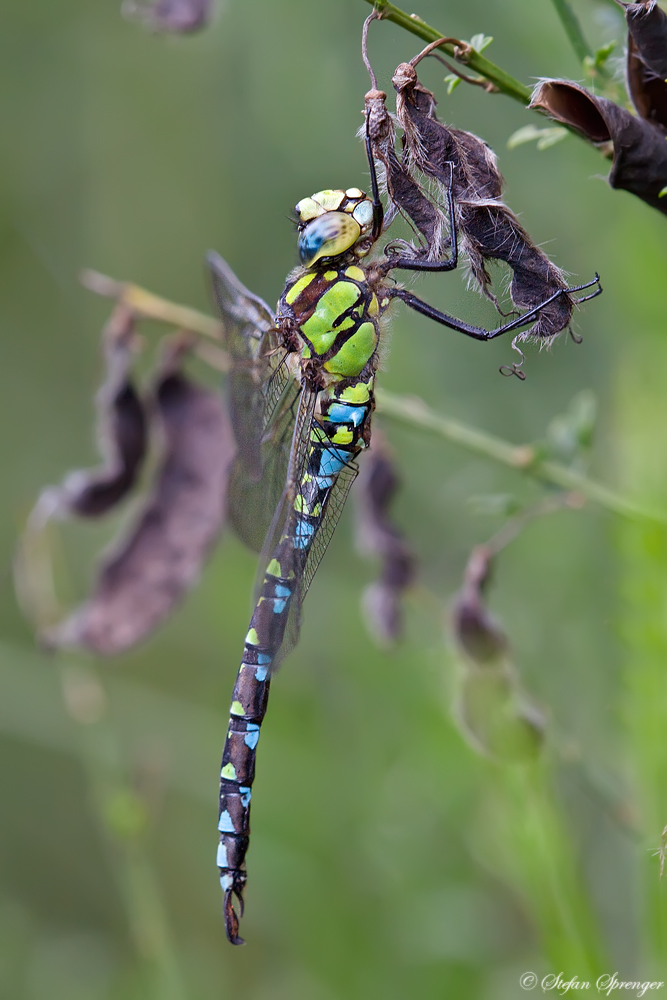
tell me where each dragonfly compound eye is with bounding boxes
[297,212,362,267]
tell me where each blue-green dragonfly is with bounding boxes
[209,104,602,944]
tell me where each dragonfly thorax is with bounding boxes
[296,188,374,267]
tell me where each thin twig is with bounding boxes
[361,0,532,104]
[80,269,223,342]
[374,390,667,526]
[360,0,616,149]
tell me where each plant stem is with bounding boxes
[82,273,664,526]
[361,0,618,143]
[549,0,594,63]
[362,0,532,104]
[375,389,667,525]
[80,269,223,342]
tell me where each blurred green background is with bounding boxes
[2,0,667,997]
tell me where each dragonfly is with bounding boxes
[209,108,602,945]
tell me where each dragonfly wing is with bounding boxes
[227,377,301,552]
[253,383,360,671]
[207,251,288,479]
[208,252,301,549]
[279,462,359,670]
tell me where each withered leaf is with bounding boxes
[355,435,415,646]
[364,89,448,258]
[451,547,545,760]
[393,71,572,337]
[37,304,147,522]
[622,0,667,78]
[45,345,234,655]
[627,33,667,129]
[451,546,507,664]
[391,62,573,341]
[531,79,667,216]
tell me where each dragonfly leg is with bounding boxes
[390,273,602,342]
[364,116,384,242]
[382,161,459,274]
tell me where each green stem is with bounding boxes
[363,0,532,104]
[82,274,662,526]
[362,0,618,141]
[549,0,594,63]
[375,389,667,525]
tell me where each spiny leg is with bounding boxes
[390,274,602,343]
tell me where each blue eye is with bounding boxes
[297,212,361,266]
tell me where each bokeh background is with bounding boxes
[2,0,667,997]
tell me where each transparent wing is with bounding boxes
[256,385,359,671]
[253,382,318,593]
[207,251,291,479]
[226,379,302,552]
[278,461,359,669]
[208,251,301,550]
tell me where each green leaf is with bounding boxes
[444,73,462,94]
[659,186,667,198]
[594,39,617,70]
[536,127,568,150]
[469,32,493,53]
[507,124,568,150]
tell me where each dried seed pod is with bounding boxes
[122,0,212,33]
[391,62,573,342]
[622,1,667,79]
[355,435,415,645]
[451,546,507,664]
[364,88,448,257]
[530,79,667,216]
[45,343,234,655]
[451,545,545,761]
[36,304,147,522]
[627,33,667,129]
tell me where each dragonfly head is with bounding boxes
[295,189,374,267]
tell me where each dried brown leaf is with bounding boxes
[37,305,147,522]
[391,63,573,341]
[355,435,415,646]
[531,79,667,215]
[623,0,667,77]
[627,34,667,128]
[45,346,234,655]
[364,89,448,257]
[451,546,507,664]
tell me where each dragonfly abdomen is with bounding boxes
[218,378,374,944]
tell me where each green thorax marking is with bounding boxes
[280,265,384,379]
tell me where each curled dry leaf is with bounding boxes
[451,545,545,761]
[627,34,667,128]
[354,435,415,646]
[364,89,448,257]
[36,304,148,522]
[622,1,667,79]
[45,343,234,655]
[389,62,573,342]
[122,0,212,33]
[623,0,667,131]
[530,79,667,216]
[451,545,507,664]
